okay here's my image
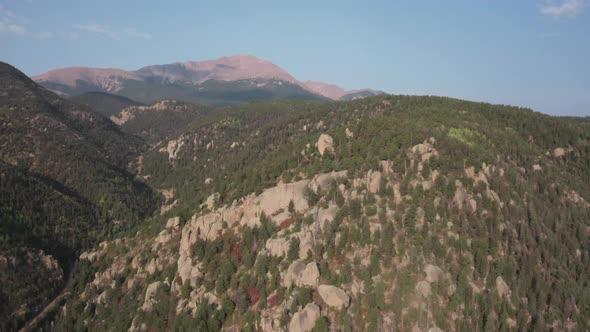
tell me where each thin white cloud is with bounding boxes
[124,27,151,40]
[73,22,151,40]
[541,0,586,18]
[73,23,121,40]
[0,4,27,35]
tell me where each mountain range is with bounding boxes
[33,55,385,107]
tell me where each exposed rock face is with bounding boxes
[416,280,432,298]
[554,147,565,157]
[318,285,350,309]
[454,180,477,211]
[259,180,310,216]
[176,256,202,288]
[464,166,488,185]
[424,264,444,283]
[308,170,347,192]
[316,203,340,224]
[283,260,320,288]
[345,128,354,138]
[317,134,334,156]
[142,281,162,312]
[380,160,394,175]
[410,138,439,161]
[204,192,220,210]
[187,212,224,241]
[289,303,321,332]
[163,137,185,161]
[428,327,444,332]
[298,231,315,260]
[260,296,293,332]
[367,170,383,194]
[166,216,180,230]
[496,276,511,298]
[266,237,290,257]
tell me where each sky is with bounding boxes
[0,0,589,116]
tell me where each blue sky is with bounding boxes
[1,0,588,116]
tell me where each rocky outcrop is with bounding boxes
[367,170,382,194]
[496,276,511,298]
[265,237,290,257]
[553,147,565,157]
[317,284,350,309]
[142,281,162,312]
[316,203,340,224]
[308,170,347,192]
[259,180,310,216]
[345,128,354,138]
[289,303,321,332]
[161,137,185,161]
[424,264,444,283]
[298,231,314,260]
[283,260,320,288]
[410,138,439,161]
[454,180,477,211]
[260,296,293,332]
[166,216,181,230]
[317,134,334,156]
[416,280,432,298]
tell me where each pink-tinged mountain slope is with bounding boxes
[33,55,298,90]
[138,55,299,84]
[32,55,385,101]
[302,81,348,100]
[33,67,139,93]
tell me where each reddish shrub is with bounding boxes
[247,287,260,305]
[279,218,293,230]
[230,242,241,257]
[267,294,283,307]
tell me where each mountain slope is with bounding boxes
[70,91,143,118]
[303,81,386,101]
[0,62,159,329]
[33,56,379,106]
[111,99,211,143]
[47,95,590,332]
[340,89,385,100]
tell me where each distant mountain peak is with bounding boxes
[31,56,385,104]
[303,81,348,100]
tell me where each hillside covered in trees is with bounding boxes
[0,62,158,330]
[1,61,590,331]
[53,95,590,331]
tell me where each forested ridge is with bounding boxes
[0,62,158,330]
[1,60,590,331]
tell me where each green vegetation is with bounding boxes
[447,127,483,147]
[3,60,590,331]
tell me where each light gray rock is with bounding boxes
[288,303,321,332]
[142,281,162,312]
[553,147,565,157]
[165,216,180,230]
[318,284,350,309]
[283,260,320,288]
[258,180,310,216]
[496,276,511,298]
[416,280,432,298]
[317,134,334,156]
[424,264,444,283]
[265,237,290,257]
